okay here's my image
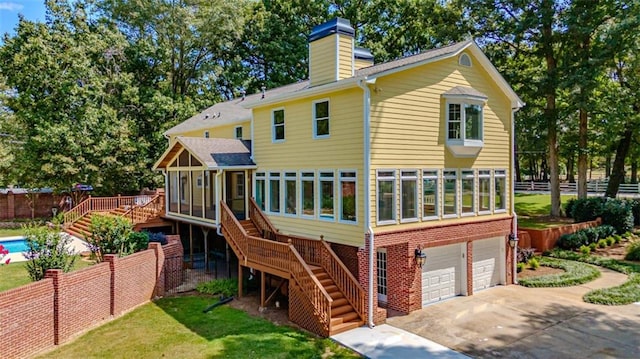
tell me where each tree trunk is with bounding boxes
[515,142,522,182]
[577,107,588,199]
[631,159,638,184]
[605,155,612,178]
[566,155,575,182]
[606,128,634,198]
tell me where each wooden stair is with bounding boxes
[239,220,261,238]
[309,265,363,335]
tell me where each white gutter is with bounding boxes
[511,108,518,284]
[357,78,375,328]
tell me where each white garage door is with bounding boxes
[422,244,463,307]
[472,237,503,291]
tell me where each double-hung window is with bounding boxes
[443,170,457,217]
[422,170,439,219]
[272,109,285,142]
[313,100,330,138]
[269,172,281,213]
[401,170,418,222]
[255,172,266,210]
[319,171,334,220]
[478,170,491,213]
[235,126,243,140]
[377,170,396,224]
[461,170,475,215]
[301,172,315,217]
[284,172,297,215]
[495,169,507,212]
[339,171,357,223]
[443,88,487,157]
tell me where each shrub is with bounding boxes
[85,214,135,262]
[517,262,525,273]
[613,234,622,244]
[147,232,168,245]
[518,257,601,288]
[23,225,77,281]
[517,247,536,264]
[528,257,540,269]
[589,242,598,251]
[582,227,600,245]
[628,199,640,226]
[595,225,616,239]
[579,245,591,255]
[570,197,604,222]
[558,233,582,250]
[127,231,150,251]
[600,198,634,234]
[605,236,615,246]
[597,239,607,248]
[625,240,640,261]
[564,198,577,219]
[196,278,238,297]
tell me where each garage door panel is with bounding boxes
[472,238,502,291]
[421,244,462,307]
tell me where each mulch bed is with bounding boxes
[518,265,565,279]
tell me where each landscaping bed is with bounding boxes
[518,257,600,288]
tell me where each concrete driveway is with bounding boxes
[387,268,640,358]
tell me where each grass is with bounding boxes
[518,257,601,287]
[547,249,640,305]
[0,258,94,292]
[514,193,576,217]
[38,296,360,359]
[0,227,26,237]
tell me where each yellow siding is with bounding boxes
[309,36,337,87]
[253,88,365,247]
[169,121,250,141]
[355,58,373,70]
[368,50,513,232]
[338,34,353,80]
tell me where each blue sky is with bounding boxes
[0,1,47,37]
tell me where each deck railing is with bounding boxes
[320,240,365,321]
[220,201,248,262]
[63,195,163,228]
[123,194,165,224]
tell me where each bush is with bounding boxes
[628,199,640,226]
[582,227,600,245]
[625,240,640,261]
[589,242,598,251]
[595,225,616,239]
[606,236,615,246]
[518,257,601,288]
[147,232,168,245]
[127,231,150,251]
[571,197,604,222]
[528,257,540,269]
[558,233,583,250]
[597,239,607,248]
[600,198,634,234]
[517,262,525,273]
[564,198,577,219]
[196,278,238,297]
[85,214,135,262]
[579,245,591,255]
[517,247,536,264]
[23,225,77,281]
[613,234,622,244]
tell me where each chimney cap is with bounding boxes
[308,17,354,42]
[354,47,374,61]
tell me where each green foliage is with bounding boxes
[570,197,604,222]
[596,225,616,239]
[605,236,615,246]
[564,198,577,218]
[629,199,640,226]
[86,214,138,261]
[583,273,640,305]
[528,257,540,270]
[517,262,525,273]
[579,245,591,255]
[547,249,640,275]
[557,225,619,250]
[625,240,640,261]
[518,257,601,288]
[196,278,238,297]
[589,242,598,251]
[23,225,77,281]
[597,239,607,249]
[517,247,536,264]
[600,199,634,235]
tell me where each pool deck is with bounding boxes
[0,233,89,263]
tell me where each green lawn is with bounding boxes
[0,258,94,292]
[0,227,26,237]
[514,193,576,217]
[38,296,360,359]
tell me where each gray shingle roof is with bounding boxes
[177,137,255,168]
[443,86,488,99]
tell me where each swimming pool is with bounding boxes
[0,237,28,253]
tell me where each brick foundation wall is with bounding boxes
[0,280,55,359]
[330,243,359,278]
[519,218,601,252]
[0,240,183,359]
[0,192,62,220]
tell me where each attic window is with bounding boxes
[459,53,472,67]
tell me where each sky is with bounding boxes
[0,1,47,37]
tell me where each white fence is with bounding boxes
[515,181,640,195]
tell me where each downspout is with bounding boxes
[357,78,374,328]
[216,169,224,236]
[511,108,518,284]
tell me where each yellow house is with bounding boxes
[154,18,523,336]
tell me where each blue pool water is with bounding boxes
[0,238,28,253]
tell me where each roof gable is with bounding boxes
[153,137,255,170]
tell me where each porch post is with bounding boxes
[238,264,243,298]
[202,227,209,273]
[260,271,266,308]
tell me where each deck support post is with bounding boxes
[238,264,243,298]
[260,271,266,308]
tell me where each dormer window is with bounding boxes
[443,86,487,157]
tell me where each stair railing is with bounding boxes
[320,240,365,322]
[220,201,248,262]
[248,197,278,236]
[63,197,92,227]
[122,194,165,224]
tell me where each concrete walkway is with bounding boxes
[332,324,469,358]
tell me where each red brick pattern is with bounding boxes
[0,192,62,220]
[330,243,359,278]
[0,241,183,359]
[0,280,55,359]
[519,218,601,251]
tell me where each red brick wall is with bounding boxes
[519,218,601,251]
[0,192,61,220]
[50,264,112,343]
[330,243,359,278]
[0,240,183,359]
[0,280,55,359]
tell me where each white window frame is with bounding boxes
[254,172,266,211]
[284,172,297,217]
[422,169,439,220]
[318,170,335,221]
[459,53,472,67]
[377,248,388,303]
[461,169,475,217]
[445,100,484,143]
[442,169,458,218]
[300,171,315,219]
[234,126,243,140]
[400,170,419,223]
[376,169,397,225]
[494,169,507,213]
[204,131,210,138]
[312,99,330,139]
[478,170,491,215]
[272,108,285,143]
[339,170,357,224]
[268,171,281,214]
